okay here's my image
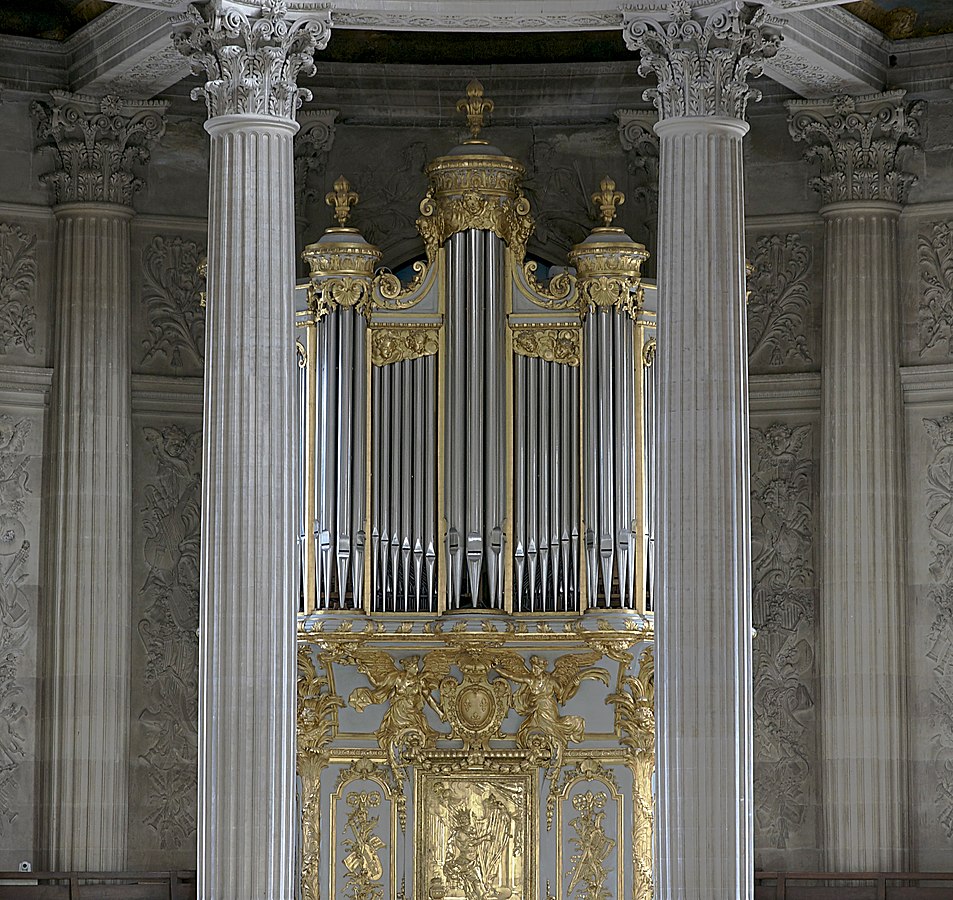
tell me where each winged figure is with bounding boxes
[496,650,609,754]
[347,649,453,772]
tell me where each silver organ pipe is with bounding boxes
[299,90,654,619]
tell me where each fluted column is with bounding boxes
[31,92,167,869]
[174,5,330,898]
[624,5,779,898]
[788,91,923,872]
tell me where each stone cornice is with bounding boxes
[622,1,782,121]
[172,0,331,121]
[31,91,168,207]
[787,90,925,206]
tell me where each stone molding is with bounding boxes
[31,92,168,207]
[787,90,925,206]
[622,1,781,121]
[172,0,331,121]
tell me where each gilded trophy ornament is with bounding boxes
[327,175,360,226]
[591,177,625,227]
[456,79,494,142]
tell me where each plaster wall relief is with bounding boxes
[132,230,206,377]
[0,222,37,357]
[0,410,42,870]
[910,218,953,364]
[745,230,820,374]
[297,620,654,900]
[128,420,202,868]
[749,420,819,868]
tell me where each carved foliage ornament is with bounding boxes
[370,325,439,367]
[918,221,953,358]
[294,109,338,213]
[622,1,782,121]
[511,326,581,367]
[0,223,38,355]
[32,92,167,206]
[172,0,332,121]
[787,91,924,205]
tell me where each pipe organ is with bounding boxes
[297,81,656,617]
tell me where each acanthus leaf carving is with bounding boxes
[787,91,924,205]
[918,221,953,358]
[136,424,202,849]
[622,1,782,122]
[32,92,168,207]
[140,235,207,372]
[747,233,813,367]
[0,223,38,356]
[750,422,816,851]
[0,415,32,838]
[172,0,331,121]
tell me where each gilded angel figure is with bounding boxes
[496,651,609,759]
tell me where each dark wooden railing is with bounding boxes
[0,872,196,900]
[755,872,953,900]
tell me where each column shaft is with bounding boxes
[820,202,908,870]
[43,203,132,870]
[654,118,753,900]
[199,116,298,900]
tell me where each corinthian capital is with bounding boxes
[173,0,331,122]
[622,1,781,122]
[787,91,925,205]
[31,92,168,207]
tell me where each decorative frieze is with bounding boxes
[787,91,924,206]
[172,0,331,121]
[622,1,781,121]
[750,422,816,850]
[0,223,37,355]
[136,425,202,849]
[140,235,206,372]
[32,92,167,207]
[918,221,953,358]
[0,415,32,839]
[747,233,813,367]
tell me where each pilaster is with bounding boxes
[788,90,923,872]
[31,91,167,870]
[173,2,330,896]
[623,3,780,897]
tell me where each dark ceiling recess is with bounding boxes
[0,0,110,41]
[320,29,632,66]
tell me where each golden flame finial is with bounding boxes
[325,175,359,226]
[456,79,494,141]
[592,176,625,227]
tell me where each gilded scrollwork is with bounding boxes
[511,326,580,367]
[375,260,429,309]
[370,326,440,367]
[520,260,576,309]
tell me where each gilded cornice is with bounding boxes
[31,91,168,207]
[622,1,782,121]
[172,0,331,121]
[787,90,925,205]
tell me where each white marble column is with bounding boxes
[624,5,779,898]
[788,91,923,872]
[174,5,330,898]
[31,92,167,870]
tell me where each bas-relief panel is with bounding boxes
[128,417,202,869]
[749,417,820,870]
[0,216,53,368]
[907,406,953,867]
[311,124,637,270]
[745,228,821,375]
[0,408,43,870]
[131,229,206,378]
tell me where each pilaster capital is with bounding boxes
[173,0,332,122]
[622,1,782,122]
[787,90,925,205]
[31,92,168,207]
[294,108,338,212]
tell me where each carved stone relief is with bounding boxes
[750,423,816,853]
[747,233,814,369]
[918,221,953,358]
[134,424,202,849]
[0,224,37,356]
[922,414,953,840]
[0,416,32,840]
[140,235,206,373]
